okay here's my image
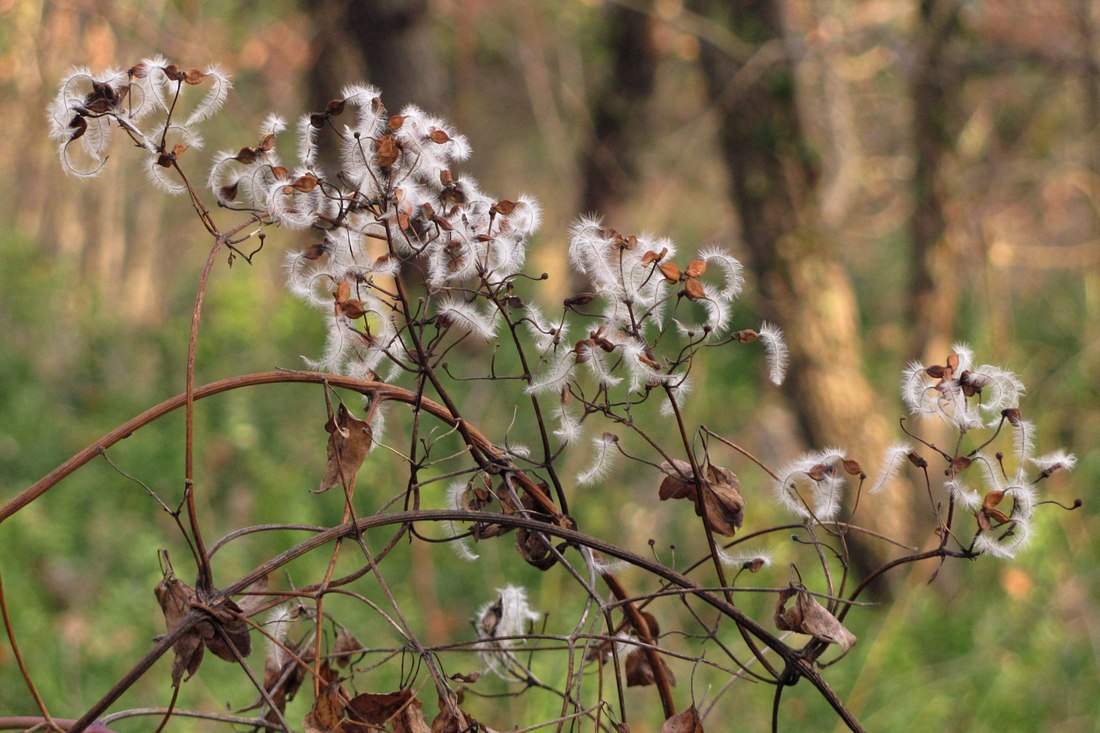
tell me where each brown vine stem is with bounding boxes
[8,371,676,725]
[0,572,62,732]
[0,371,554,524]
[185,238,223,594]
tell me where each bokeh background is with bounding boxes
[0,1,1098,731]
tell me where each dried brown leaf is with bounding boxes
[662,707,704,733]
[204,596,252,661]
[316,403,373,492]
[657,461,744,536]
[391,697,432,733]
[346,688,414,725]
[154,567,204,685]
[774,588,856,652]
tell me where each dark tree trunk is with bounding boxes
[693,0,904,576]
[308,0,449,114]
[579,1,659,217]
[908,0,963,361]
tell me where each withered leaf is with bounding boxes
[204,596,253,661]
[154,553,253,686]
[304,664,348,733]
[391,696,431,733]
[154,564,204,685]
[662,707,704,733]
[430,699,475,733]
[316,403,373,492]
[624,648,675,688]
[658,460,744,537]
[346,689,414,725]
[515,492,557,570]
[774,588,856,652]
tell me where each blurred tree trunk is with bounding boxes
[692,0,905,576]
[307,0,449,113]
[1077,0,1100,354]
[579,0,659,217]
[908,0,963,361]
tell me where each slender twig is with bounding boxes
[0,572,62,732]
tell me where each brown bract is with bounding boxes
[658,459,744,537]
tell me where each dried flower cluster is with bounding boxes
[4,57,1078,733]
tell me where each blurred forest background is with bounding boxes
[0,0,1098,731]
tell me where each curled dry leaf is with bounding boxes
[662,707,704,733]
[316,403,373,493]
[774,587,856,653]
[515,490,558,570]
[154,552,253,686]
[154,559,205,685]
[658,460,744,537]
